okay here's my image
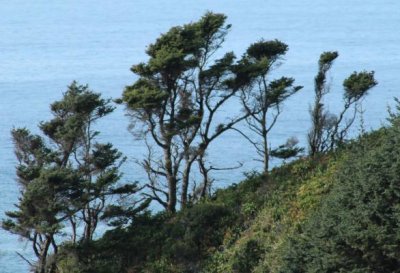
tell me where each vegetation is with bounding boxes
[120,12,307,212]
[238,39,302,172]
[53,123,400,273]
[121,12,254,212]
[2,12,394,273]
[308,51,377,155]
[2,82,145,273]
[281,114,400,272]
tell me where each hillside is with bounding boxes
[54,110,400,273]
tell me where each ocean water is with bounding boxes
[1,0,399,271]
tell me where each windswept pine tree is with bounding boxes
[237,39,303,173]
[308,51,377,155]
[121,12,268,212]
[121,13,305,212]
[2,82,144,273]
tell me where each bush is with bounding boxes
[232,239,263,273]
[281,117,400,272]
[163,203,237,271]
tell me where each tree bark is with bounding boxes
[165,145,177,213]
[262,112,269,173]
[181,159,194,208]
[37,236,51,273]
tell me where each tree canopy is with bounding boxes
[3,82,144,273]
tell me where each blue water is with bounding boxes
[1,1,399,271]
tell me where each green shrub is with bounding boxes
[232,239,263,273]
[281,118,400,273]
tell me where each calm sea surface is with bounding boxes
[1,1,399,271]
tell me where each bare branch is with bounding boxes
[16,252,34,267]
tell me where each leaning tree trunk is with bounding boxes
[181,152,198,208]
[262,113,269,174]
[164,145,177,213]
[37,235,52,273]
[198,155,210,198]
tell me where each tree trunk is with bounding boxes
[164,145,176,213]
[83,204,92,242]
[199,156,209,198]
[181,157,196,208]
[181,166,190,208]
[69,217,77,244]
[262,114,269,174]
[37,236,51,273]
[167,175,177,213]
[263,144,269,173]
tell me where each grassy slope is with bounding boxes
[203,129,387,273]
[203,152,347,272]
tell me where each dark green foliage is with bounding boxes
[308,52,377,155]
[246,39,288,62]
[267,77,303,107]
[73,203,238,273]
[232,240,263,273]
[121,12,240,212]
[56,241,125,273]
[3,82,144,273]
[70,175,266,273]
[40,81,114,154]
[308,51,339,155]
[122,12,263,212]
[102,198,152,227]
[239,39,303,172]
[318,51,339,68]
[212,172,264,210]
[122,78,168,111]
[343,71,377,101]
[163,204,236,271]
[270,137,304,160]
[51,112,400,273]
[3,167,82,234]
[281,111,400,273]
